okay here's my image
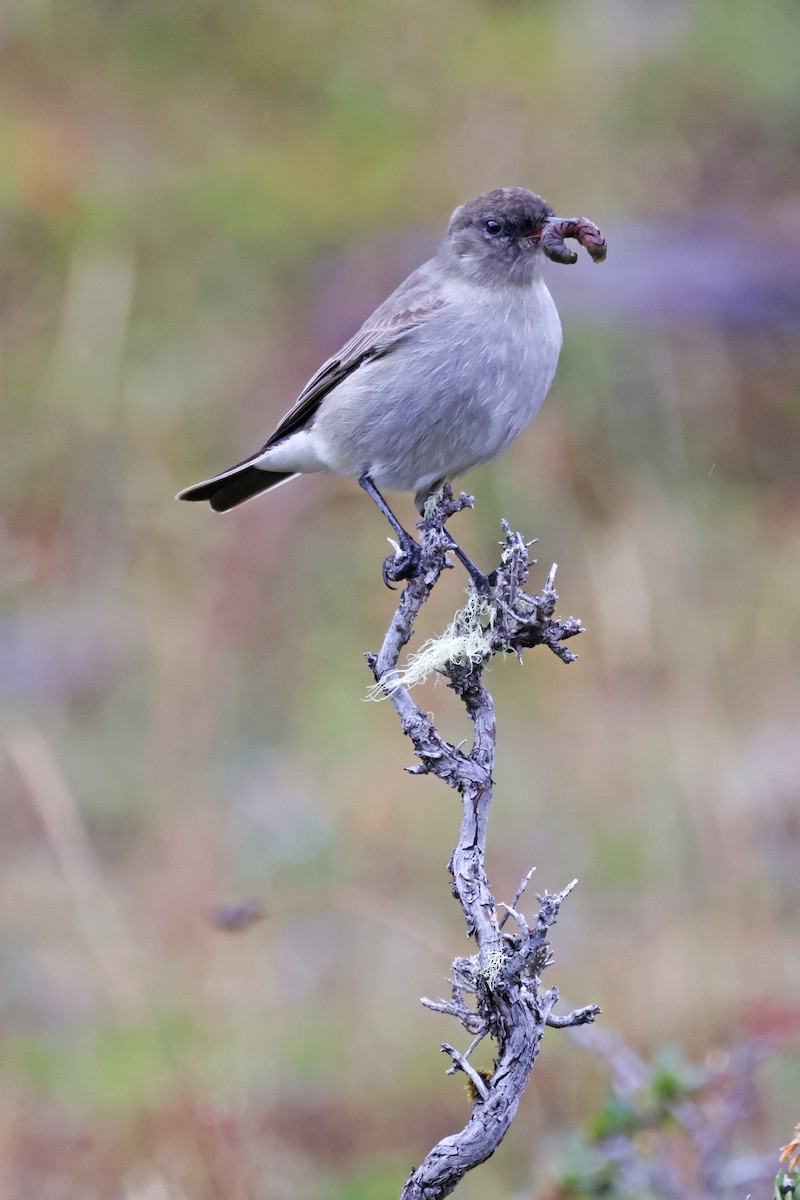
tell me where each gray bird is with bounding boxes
[178,187,605,583]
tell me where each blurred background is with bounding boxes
[1,1,799,1196]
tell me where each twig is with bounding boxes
[441,1043,490,1102]
[364,486,597,1200]
[499,867,536,930]
[546,1005,601,1029]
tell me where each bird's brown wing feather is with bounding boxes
[262,297,445,450]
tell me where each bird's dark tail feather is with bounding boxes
[178,466,297,512]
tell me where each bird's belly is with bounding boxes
[313,283,562,493]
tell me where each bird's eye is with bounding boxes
[484,219,502,235]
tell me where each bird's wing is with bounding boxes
[262,264,447,449]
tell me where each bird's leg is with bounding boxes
[360,475,497,592]
[420,485,496,592]
[358,474,421,587]
[444,536,497,594]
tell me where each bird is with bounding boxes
[178,187,597,585]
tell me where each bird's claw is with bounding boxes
[382,534,421,589]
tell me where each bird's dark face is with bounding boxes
[441,187,555,285]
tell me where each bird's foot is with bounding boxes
[382,534,422,589]
[467,566,498,594]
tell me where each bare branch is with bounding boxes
[363,487,598,1199]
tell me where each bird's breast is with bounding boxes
[462,278,563,452]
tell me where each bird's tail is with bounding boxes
[177,461,298,512]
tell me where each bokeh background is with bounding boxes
[1,1,799,1196]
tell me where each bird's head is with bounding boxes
[440,187,555,286]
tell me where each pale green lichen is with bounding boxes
[367,590,499,700]
[422,486,446,519]
[469,948,507,991]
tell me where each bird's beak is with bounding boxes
[524,216,563,242]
